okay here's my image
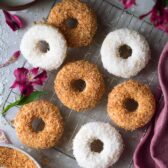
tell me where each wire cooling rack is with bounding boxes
[3,0,168,167]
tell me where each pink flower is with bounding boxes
[11,67,47,96]
[13,51,21,59]
[2,10,23,31]
[120,0,136,9]
[140,0,168,33]
[0,51,20,68]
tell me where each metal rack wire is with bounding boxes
[3,0,168,167]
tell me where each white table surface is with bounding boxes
[0,0,167,168]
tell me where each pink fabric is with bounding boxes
[133,42,168,168]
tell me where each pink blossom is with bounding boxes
[0,51,20,68]
[13,50,21,59]
[2,10,23,31]
[120,0,136,9]
[140,0,168,33]
[11,67,47,96]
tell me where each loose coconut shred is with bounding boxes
[0,147,37,168]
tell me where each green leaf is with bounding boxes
[1,91,47,115]
[2,96,24,115]
[18,91,47,105]
[165,0,168,6]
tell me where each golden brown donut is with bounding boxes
[48,0,97,47]
[15,100,64,149]
[107,80,156,131]
[55,60,105,112]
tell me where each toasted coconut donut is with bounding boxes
[15,100,64,149]
[101,29,150,78]
[20,24,67,71]
[48,0,97,47]
[55,60,105,112]
[73,122,124,168]
[107,80,156,131]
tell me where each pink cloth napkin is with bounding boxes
[133,42,168,168]
[0,129,10,144]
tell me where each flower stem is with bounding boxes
[2,96,24,115]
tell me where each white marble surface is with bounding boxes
[0,0,168,168]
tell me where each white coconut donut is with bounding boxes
[73,122,123,168]
[101,28,150,78]
[20,24,67,71]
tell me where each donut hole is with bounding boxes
[65,18,78,29]
[90,139,104,153]
[36,40,50,53]
[124,98,138,112]
[31,118,45,132]
[71,79,86,92]
[119,44,132,59]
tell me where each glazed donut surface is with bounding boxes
[73,122,124,168]
[101,28,150,78]
[48,0,97,47]
[20,24,67,71]
[55,60,105,112]
[15,100,64,149]
[107,80,156,131]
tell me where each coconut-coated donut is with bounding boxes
[107,80,156,131]
[15,100,64,149]
[48,0,97,48]
[73,122,124,168]
[101,28,150,78]
[54,60,105,112]
[20,24,67,71]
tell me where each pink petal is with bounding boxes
[32,70,48,86]
[150,8,168,33]
[30,67,39,76]
[11,67,47,96]
[2,10,23,31]
[11,67,33,96]
[120,0,136,9]
[156,24,168,33]
[13,67,29,83]
[0,50,20,68]
[10,81,19,89]
[19,84,33,97]
[13,50,21,59]
[139,10,152,20]
[139,1,168,34]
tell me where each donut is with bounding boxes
[54,60,105,112]
[101,28,150,78]
[48,0,97,47]
[20,24,67,71]
[73,122,124,168]
[107,80,156,131]
[15,100,64,149]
